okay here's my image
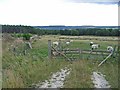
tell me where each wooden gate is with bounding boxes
[48,40,118,61]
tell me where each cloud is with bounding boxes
[0,0,118,26]
[64,0,119,4]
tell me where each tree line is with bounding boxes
[2,25,119,36]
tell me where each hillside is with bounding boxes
[33,26,118,30]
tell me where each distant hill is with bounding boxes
[33,26,118,30]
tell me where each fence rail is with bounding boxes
[52,49,117,55]
[48,40,118,61]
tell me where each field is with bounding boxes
[2,34,119,88]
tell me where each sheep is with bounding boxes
[90,42,100,50]
[66,40,73,46]
[107,46,114,53]
[88,43,100,56]
[88,42,99,59]
[53,41,59,46]
[66,41,70,45]
[91,44,100,50]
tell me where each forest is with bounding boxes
[2,25,119,36]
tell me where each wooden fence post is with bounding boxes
[48,40,52,59]
[58,40,61,51]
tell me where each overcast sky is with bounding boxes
[0,0,119,26]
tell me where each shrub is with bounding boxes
[22,33,32,40]
[11,33,32,40]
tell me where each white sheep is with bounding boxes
[53,41,59,46]
[90,42,100,50]
[91,44,100,50]
[66,41,70,45]
[107,46,114,53]
[66,40,73,46]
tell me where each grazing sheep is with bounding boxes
[91,44,100,50]
[90,42,100,50]
[66,40,73,46]
[107,46,113,53]
[53,41,59,46]
[88,43,100,57]
[66,41,70,45]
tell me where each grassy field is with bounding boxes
[2,34,119,88]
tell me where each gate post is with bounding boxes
[58,39,62,55]
[48,40,52,59]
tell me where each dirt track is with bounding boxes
[32,67,71,88]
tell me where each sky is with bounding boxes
[0,0,119,26]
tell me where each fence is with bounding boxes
[48,40,118,61]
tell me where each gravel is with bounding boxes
[91,72,111,88]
